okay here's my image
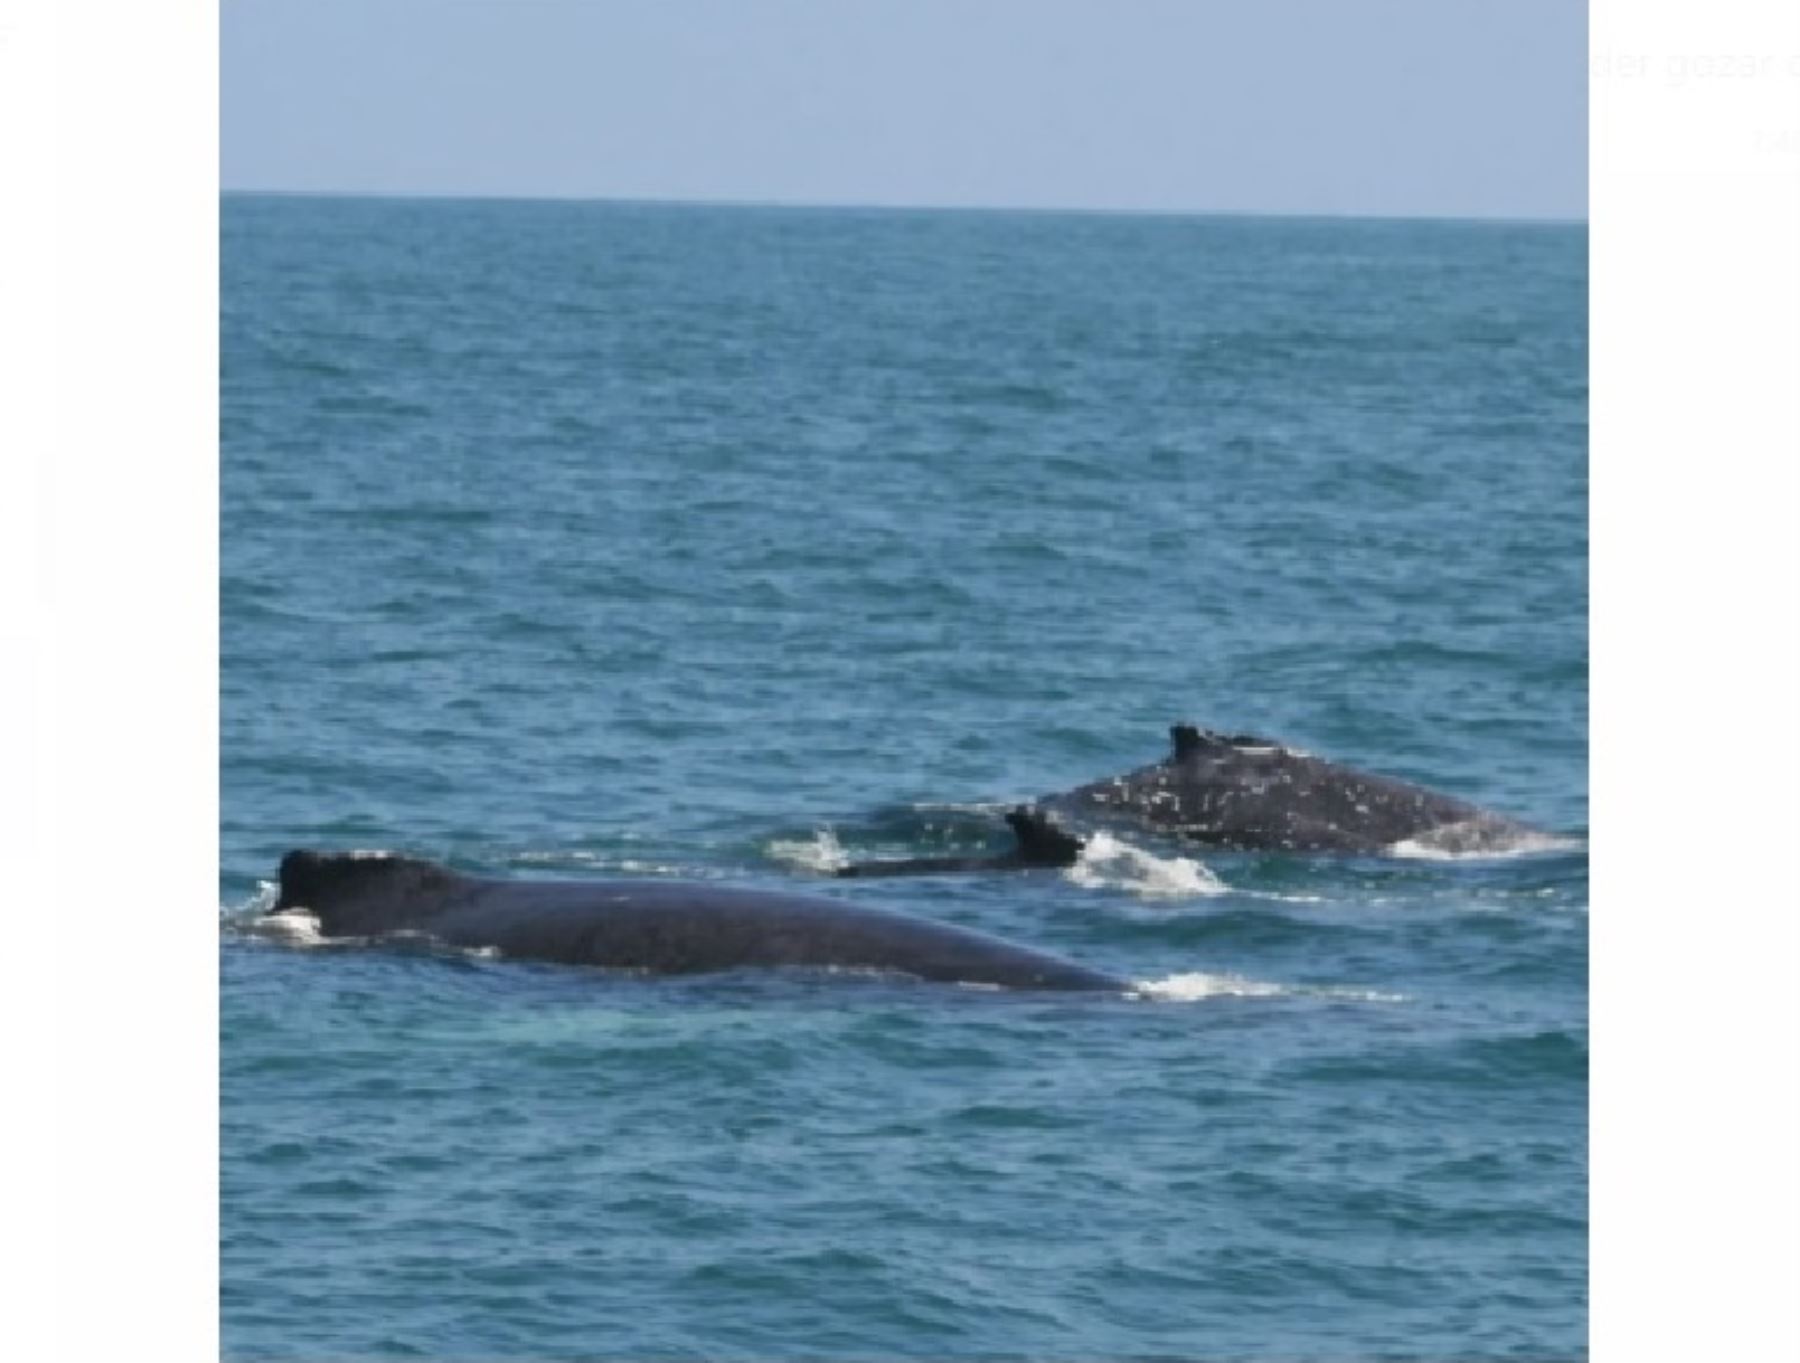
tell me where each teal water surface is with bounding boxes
[221,195,1587,1361]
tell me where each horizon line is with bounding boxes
[219,185,1588,229]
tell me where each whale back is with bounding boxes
[270,850,1125,991]
[1043,723,1515,853]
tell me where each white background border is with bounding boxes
[1590,1,1800,1359]
[5,0,218,1357]
[6,1,1798,1359]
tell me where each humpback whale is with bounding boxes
[271,850,1125,992]
[828,724,1542,875]
[1041,723,1538,855]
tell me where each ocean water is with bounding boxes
[221,195,1587,1361]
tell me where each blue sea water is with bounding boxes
[221,195,1587,1361]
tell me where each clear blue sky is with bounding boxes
[221,0,1586,220]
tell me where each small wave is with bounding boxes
[1390,823,1585,861]
[1134,971,1286,1001]
[903,800,1015,818]
[1064,831,1227,899]
[220,879,282,922]
[509,850,709,877]
[1134,971,1407,1004]
[766,828,850,874]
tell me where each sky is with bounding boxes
[221,0,1585,221]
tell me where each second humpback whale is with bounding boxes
[830,723,1543,874]
[271,850,1125,991]
[1043,723,1539,855]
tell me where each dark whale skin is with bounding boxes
[273,851,1126,992]
[1043,723,1538,855]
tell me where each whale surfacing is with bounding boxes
[272,850,1125,992]
[1043,723,1538,855]
[826,724,1545,877]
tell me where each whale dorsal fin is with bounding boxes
[1170,723,1216,759]
[1172,723,1281,758]
[1004,806,1084,867]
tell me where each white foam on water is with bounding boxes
[1314,984,1409,1003]
[1064,830,1228,899]
[766,828,850,874]
[220,879,282,921]
[1238,890,1329,905]
[1133,971,1408,1004]
[251,908,330,947]
[1389,823,1585,861]
[1133,971,1286,1001]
